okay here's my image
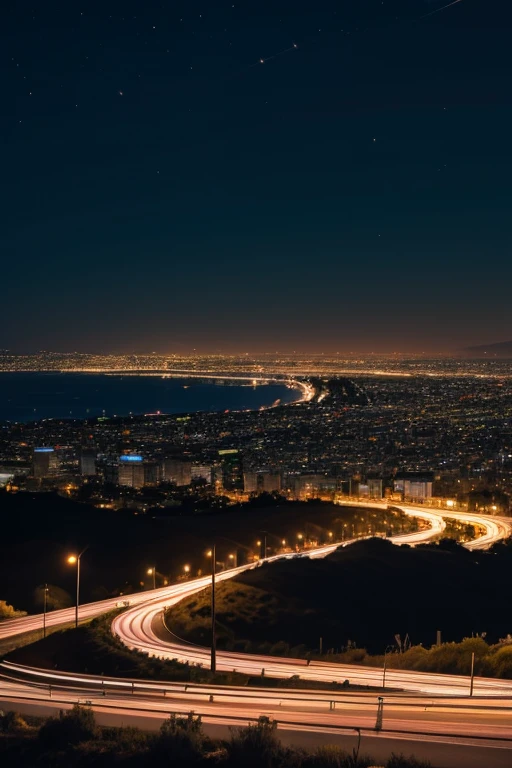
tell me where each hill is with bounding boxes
[166,538,512,653]
[463,340,512,358]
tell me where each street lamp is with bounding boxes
[183,564,190,578]
[211,543,216,673]
[67,547,87,629]
[43,583,49,639]
[147,567,156,590]
[228,552,237,567]
[382,645,394,689]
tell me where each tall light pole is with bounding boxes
[67,547,88,629]
[382,645,394,689]
[228,552,237,568]
[211,543,216,673]
[43,583,49,639]
[147,567,156,590]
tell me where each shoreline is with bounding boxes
[0,371,312,424]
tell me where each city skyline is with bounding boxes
[2,0,511,353]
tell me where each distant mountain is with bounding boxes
[463,341,512,358]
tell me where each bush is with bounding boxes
[488,645,512,678]
[226,716,286,768]
[387,754,431,768]
[101,725,151,751]
[303,745,376,767]
[0,710,28,732]
[38,704,98,749]
[0,600,27,619]
[154,712,205,764]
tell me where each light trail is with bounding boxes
[1,502,511,760]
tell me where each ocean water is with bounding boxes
[0,373,299,422]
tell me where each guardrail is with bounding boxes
[3,662,512,713]
[2,687,512,744]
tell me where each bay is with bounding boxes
[0,373,300,422]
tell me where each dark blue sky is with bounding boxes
[1,0,510,354]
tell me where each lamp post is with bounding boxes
[211,543,216,673]
[228,552,237,568]
[183,564,190,579]
[382,645,394,690]
[67,548,87,629]
[43,583,49,639]
[147,567,156,590]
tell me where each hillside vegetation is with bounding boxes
[167,537,512,658]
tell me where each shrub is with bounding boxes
[387,754,431,768]
[0,600,27,619]
[488,645,512,679]
[154,712,205,764]
[38,704,98,748]
[0,710,28,732]
[226,716,286,768]
[303,745,359,767]
[101,725,151,751]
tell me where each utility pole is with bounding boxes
[470,652,475,696]
[211,543,216,673]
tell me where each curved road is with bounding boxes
[1,503,512,765]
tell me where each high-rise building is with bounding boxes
[118,455,145,488]
[191,465,213,484]
[244,471,281,494]
[32,447,59,478]
[163,459,192,486]
[394,473,433,500]
[143,460,161,486]
[219,449,244,491]
[368,478,383,499]
[79,447,97,476]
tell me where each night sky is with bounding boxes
[2,1,510,354]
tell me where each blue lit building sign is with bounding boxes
[34,447,54,453]
[119,455,143,463]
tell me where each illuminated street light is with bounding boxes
[228,552,238,567]
[147,567,156,590]
[281,539,286,547]
[67,548,88,628]
[328,531,333,539]
[183,564,190,577]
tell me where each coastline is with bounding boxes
[0,371,311,423]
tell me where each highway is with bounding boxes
[1,503,512,765]
[2,663,512,767]
[0,503,448,645]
